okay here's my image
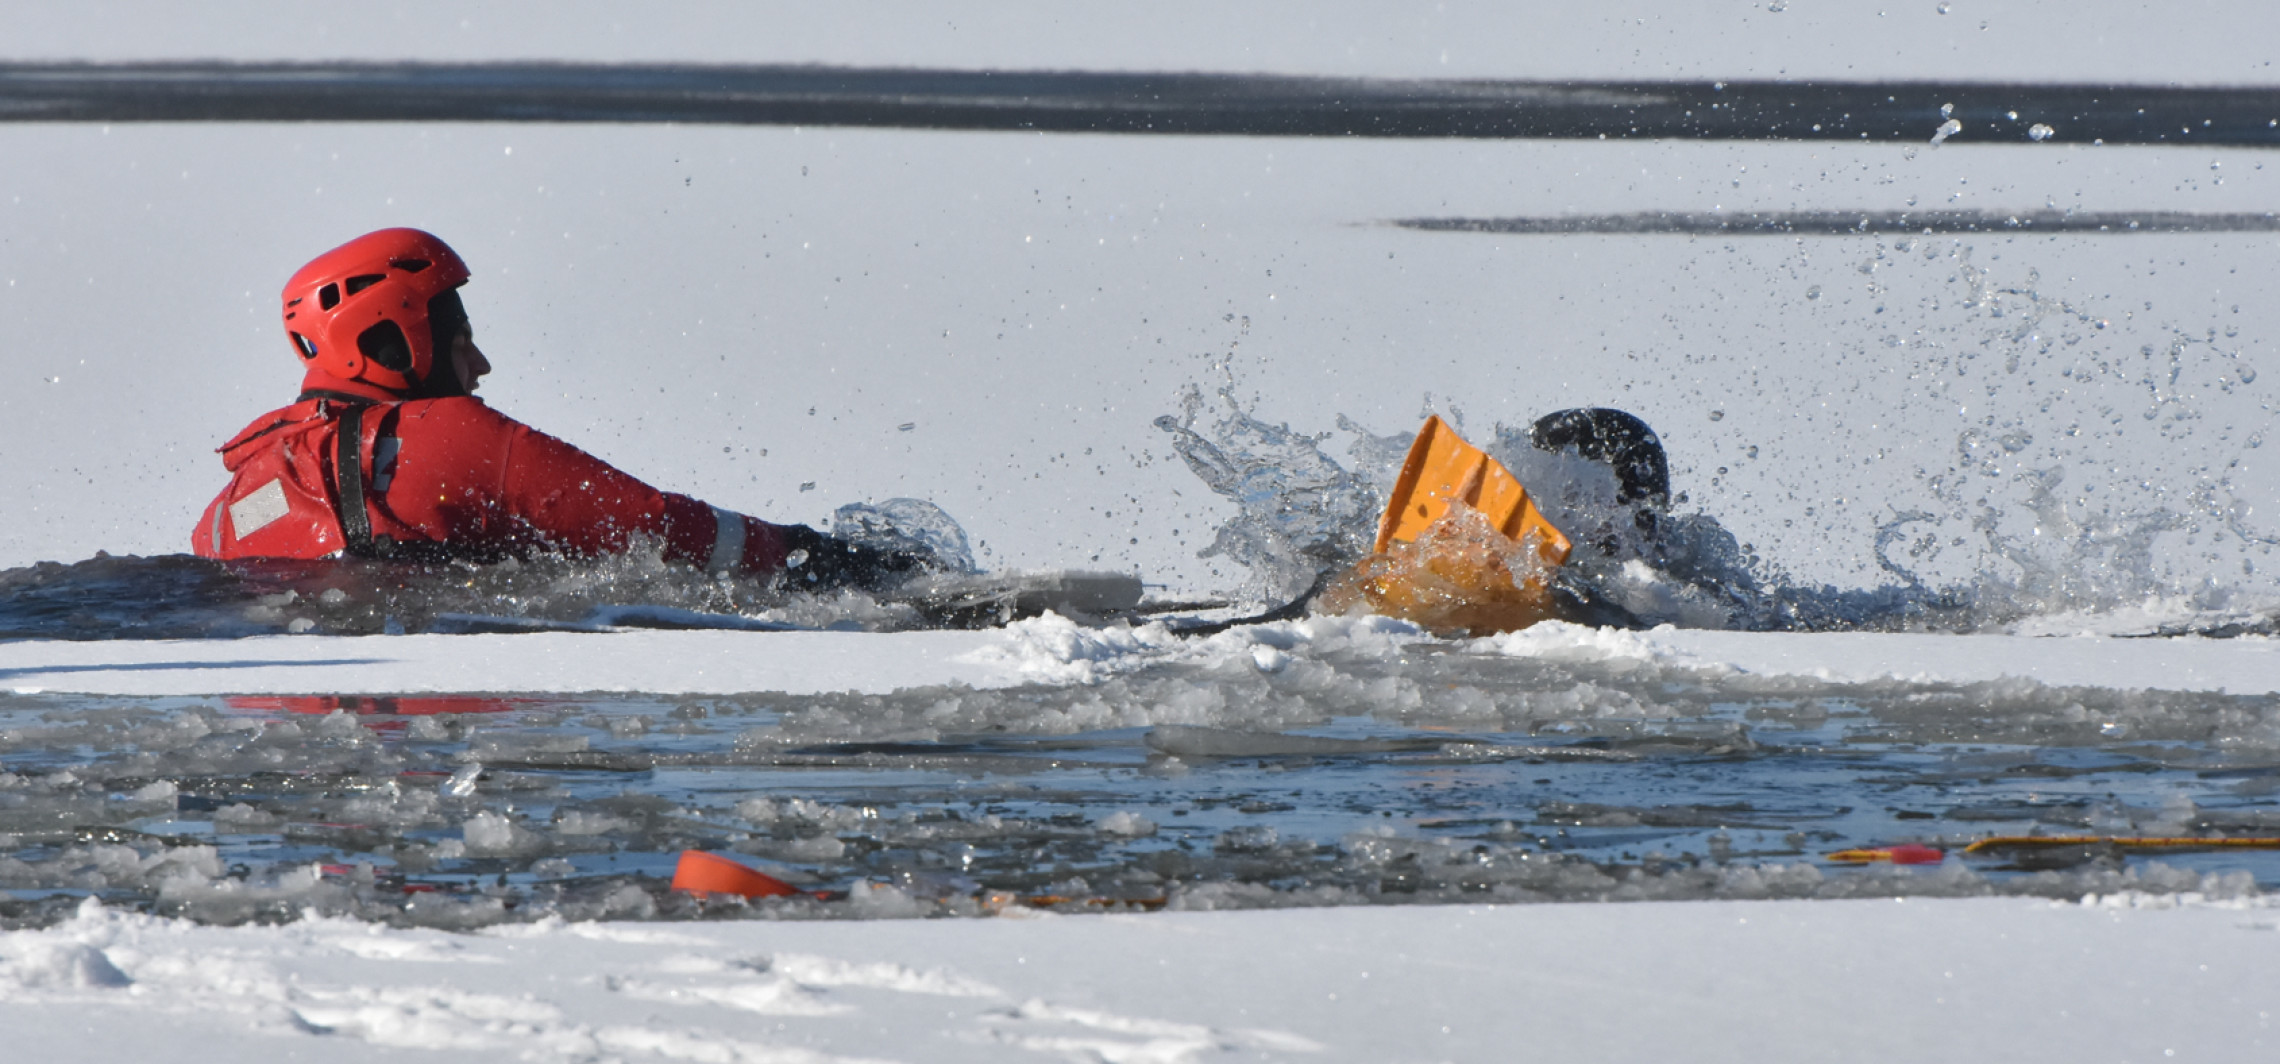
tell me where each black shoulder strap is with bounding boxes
[329,403,455,563]
[334,402,378,557]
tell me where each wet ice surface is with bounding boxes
[5,620,2274,929]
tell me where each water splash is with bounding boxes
[1152,383,1382,603]
[832,498,978,574]
[1842,240,2278,626]
[0,499,999,641]
[1155,373,2272,635]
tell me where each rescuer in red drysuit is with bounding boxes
[193,227,918,589]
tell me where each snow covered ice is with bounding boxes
[8,893,2280,1062]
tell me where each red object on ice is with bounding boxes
[670,849,804,899]
[1825,843,1949,865]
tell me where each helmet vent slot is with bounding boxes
[318,283,341,310]
[391,258,432,274]
[290,332,318,360]
[344,274,385,297]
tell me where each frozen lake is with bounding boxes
[8,3,2280,1059]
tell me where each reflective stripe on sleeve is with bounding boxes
[706,505,747,573]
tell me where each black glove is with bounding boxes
[779,524,930,593]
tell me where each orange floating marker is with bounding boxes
[671,849,805,899]
[1375,416,1571,559]
[1825,843,1946,865]
[1321,417,1574,636]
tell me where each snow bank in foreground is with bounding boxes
[2,894,2275,1062]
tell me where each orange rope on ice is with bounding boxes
[1960,835,2280,854]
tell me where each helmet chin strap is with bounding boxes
[410,353,469,399]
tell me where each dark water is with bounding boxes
[0,552,1151,641]
[4,629,2273,929]
[7,62,2279,146]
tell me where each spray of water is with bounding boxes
[1151,382,1384,605]
[1845,239,2275,628]
[1156,243,2280,634]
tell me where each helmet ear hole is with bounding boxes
[356,320,414,374]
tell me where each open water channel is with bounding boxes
[4,598,2275,929]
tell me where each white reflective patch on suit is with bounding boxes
[707,505,747,573]
[228,478,292,539]
[372,436,401,493]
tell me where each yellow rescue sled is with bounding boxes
[1322,416,1573,635]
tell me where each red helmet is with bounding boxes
[283,228,471,399]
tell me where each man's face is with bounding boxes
[450,326,490,393]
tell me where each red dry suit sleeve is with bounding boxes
[377,398,795,574]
